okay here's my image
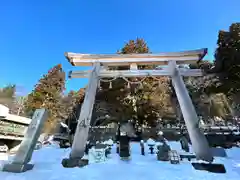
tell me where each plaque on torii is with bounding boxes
[63,48,214,167]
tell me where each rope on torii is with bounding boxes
[98,74,169,90]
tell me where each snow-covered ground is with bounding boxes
[0,142,240,180]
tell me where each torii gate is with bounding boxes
[63,48,214,167]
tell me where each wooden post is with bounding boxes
[169,61,213,162]
[140,140,145,155]
[62,62,101,168]
[116,142,120,154]
[2,109,48,173]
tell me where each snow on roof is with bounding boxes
[3,114,31,125]
[0,104,9,118]
[0,104,31,125]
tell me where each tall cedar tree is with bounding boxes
[80,39,172,127]
[63,89,85,121]
[194,23,240,117]
[214,23,240,95]
[25,64,65,133]
[210,23,240,116]
[186,23,240,119]
[92,39,151,126]
[0,85,16,111]
[117,38,173,127]
[119,39,150,54]
[63,88,85,134]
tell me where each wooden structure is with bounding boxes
[64,48,214,167]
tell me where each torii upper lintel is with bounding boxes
[65,48,207,67]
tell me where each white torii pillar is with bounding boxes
[169,61,213,162]
[65,62,101,165]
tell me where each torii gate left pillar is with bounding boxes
[62,62,100,167]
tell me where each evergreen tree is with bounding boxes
[118,38,150,54]
[25,64,65,133]
[117,38,173,127]
[213,23,240,95]
[0,84,16,111]
[186,23,240,119]
[63,88,85,133]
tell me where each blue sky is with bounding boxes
[0,0,239,95]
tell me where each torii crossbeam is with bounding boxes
[62,48,214,168]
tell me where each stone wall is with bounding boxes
[88,127,117,142]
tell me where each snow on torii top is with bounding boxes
[65,48,207,67]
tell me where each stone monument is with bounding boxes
[140,140,145,155]
[119,131,130,159]
[157,142,171,161]
[119,122,135,160]
[180,136,189,152]
[2,109,48,173]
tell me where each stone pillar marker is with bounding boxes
[2,108,48,173]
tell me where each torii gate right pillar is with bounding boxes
[169,61,213,162]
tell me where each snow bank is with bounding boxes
[0,142,239,180]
